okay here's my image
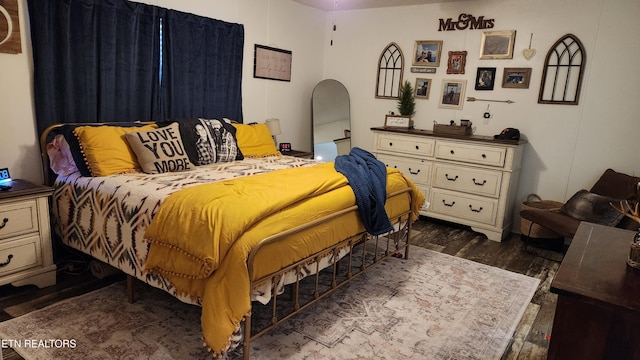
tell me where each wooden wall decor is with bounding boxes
[0,0,21,54]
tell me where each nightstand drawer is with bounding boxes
[0,199,39,240]
[0,234,42,277]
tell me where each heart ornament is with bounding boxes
[523,48,536,60]
[523,33,536,60]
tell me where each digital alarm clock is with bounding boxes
[0,168,10,182]
[279,143,292,152]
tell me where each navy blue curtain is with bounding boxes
[28,0,244,136]
[162,10,244,122]
[28,0,162,134]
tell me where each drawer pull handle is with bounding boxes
[0,254,13,267]
[415,145,420,150]
[442,200,455,207]
[473,178,487,186]
[389,142,393,146]
[450,150,455,155]
[408,168,421,175]
[0,218,8,229]
[469,205,484,213]
[445,174,458,181]
[481,154,487,158]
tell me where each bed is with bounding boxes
[40,119,425,359]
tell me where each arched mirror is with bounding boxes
[312,79,350,162]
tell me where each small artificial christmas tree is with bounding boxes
[397,80,416,117]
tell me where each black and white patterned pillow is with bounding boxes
[162,118,243,166]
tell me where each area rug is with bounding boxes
[0,247,539,360]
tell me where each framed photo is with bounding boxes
[253,44,292,81]
[412,40,443,67]
[439,79,467,110]
[446,51,467,74]
[475,67,496,90]
[384,115,412,129]
[502,67,532,88]
[480,30,516,59]
[414,78,432,99]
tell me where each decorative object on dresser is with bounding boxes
[372,127,526,241]
[396,80,416,118]
[0,179,56,289]
[433,122,472,136]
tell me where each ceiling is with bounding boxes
[291,0,466,11]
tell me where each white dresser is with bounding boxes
[0,179,56,288]
[372,127,526,241]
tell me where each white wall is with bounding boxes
[2,0,639,233]
[0,0,325,183]
[320,0,640,230]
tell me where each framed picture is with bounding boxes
[480,30,516,59]
[384,115,412,129]
[412,40,443,67]
[253,44,292,81]
[475,67,496,90]
[414,78,432,99]
[446,51,467,74]
[439,79,467,110]
[502,67,532,88]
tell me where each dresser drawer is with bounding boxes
[435,141,506,167]
[429,189,498,226]
[0,200,39,240]
[432,163,503,198]
[377,154,432,186]
[0,234,42,277]
[375,133,435,157]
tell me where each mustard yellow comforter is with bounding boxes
[144,162,424,356]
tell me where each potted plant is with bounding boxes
[397,80,416,118]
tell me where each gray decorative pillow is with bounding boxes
[125,122,193,174]
[560,189,625,227]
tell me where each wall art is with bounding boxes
[253,44,292,82]
[439,79,467,110]
[414,78,432,99]
[412,40,443,67]
[480,30,516,59]
[502,67,532,89]
[475,67,496,90]
[446,51,467,74]
[0,0,22,54]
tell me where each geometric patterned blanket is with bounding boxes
[51,155,318,305]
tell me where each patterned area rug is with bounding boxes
[0,246,539,360]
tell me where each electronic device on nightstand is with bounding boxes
[279,142,292,152]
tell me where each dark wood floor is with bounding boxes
[0,217,561,360]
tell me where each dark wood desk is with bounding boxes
[548,222,640,360]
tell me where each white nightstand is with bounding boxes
[0,179,56,288]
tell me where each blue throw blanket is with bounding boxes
[334,147,394,235]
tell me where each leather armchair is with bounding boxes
[520,169,640,239]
